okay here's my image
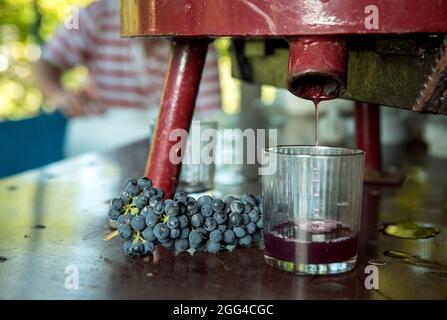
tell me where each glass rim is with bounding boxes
[263,145,365,158]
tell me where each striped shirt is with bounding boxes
[41,0,221,113]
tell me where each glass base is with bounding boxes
[264,255,357,275]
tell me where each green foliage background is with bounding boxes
[0,0,91,120]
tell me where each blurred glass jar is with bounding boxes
[149,120,217,193]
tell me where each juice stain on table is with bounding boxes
[383,250,447,270]
[379,221,440,239]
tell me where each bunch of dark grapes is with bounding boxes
[108,177,264,257]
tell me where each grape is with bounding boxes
[186,198,199,214]
[153,223,170,240]
[123,214,134,224]
[248,209,260,223]
[108,208,121,220]
[165,201,180,216]
[246,222,257,234]
[123,240,133,255]
[228,212,242,227]
[120,191,131,203]
[155,188,164,199]
[223,229,236,244]
[138,177,152,189]
[167,216,179,229]
[241,193,256,206]
[170,228,181,239]
[118,224,132,240]
[243,203,252,214]
[224,196,236,207]
[210,230,223,243]
[148,196,162,208]
[233,226,247,238]
[144,241,155,254]
[195,227,207,237]
[188,229,203,246]
[217,224,227,233]
[201,205,213,217]
[230,200,244,214]
[227,238,238,247]
[141,206,153,218]
[131,216,146,231]
[153,202,165,215]
[206,240,221,253]
[110,198,124,210]
[195,243,207,251]
[258,203,264,214]
[142,227,156,242]
[164,199,174,209]
[124,177,137,187]
[191,214,204,227]
[239,235,252,247]
[174,238,189,251]
[143,187,157,198]
[112,177,265,258]
[204,217,217,232]
[117,214,127,226]
[256,218,263,229]
[211,199,225,211]
[180,227,190,239]
[172,192,186,204]
[125,183,140,197]
[161,238,174,249]
[134,195,149,209]
[178,215,189,229]
[145,212,159,228]
[197,195,212,208]
[213,211,227,225]
[178,202,187,215]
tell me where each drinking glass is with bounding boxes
[262,146,364,275]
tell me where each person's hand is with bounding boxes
[51,83,105,118]
[51,89,86,117]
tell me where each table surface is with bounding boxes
[0,139,446,300]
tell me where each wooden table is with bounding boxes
[0,140,446,299]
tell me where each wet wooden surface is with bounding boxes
[0,140,446,299]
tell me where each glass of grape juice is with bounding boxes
[262,146,364,275]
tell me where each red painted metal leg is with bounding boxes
[355,102,382,171]
[145,38,209,199]
[355,102,404,185]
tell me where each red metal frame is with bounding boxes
[144,39,209,199]
[121,0,447,37]
[355,102,382,171]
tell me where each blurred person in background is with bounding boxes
[34,0,221,157]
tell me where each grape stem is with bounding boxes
[103,230,119,241]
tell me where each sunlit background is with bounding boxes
[0,0,280,120]
[2,0,444,180]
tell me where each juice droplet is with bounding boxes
[296,83,335,147]
[314,101,319,147]
[379,221,440,239]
